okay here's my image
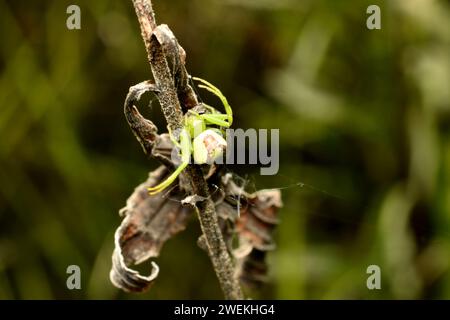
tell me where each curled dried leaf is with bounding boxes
[234,189,281,288]
[235,189,281,251]
[110,224,159,293]
[215,174,282,288]
[153,24,198,110]
[110,166,193,292]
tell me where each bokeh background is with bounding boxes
[0,0,449,299]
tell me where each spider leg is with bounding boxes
[199,114,231,127]
[201,114,229,120]
[193,77,233,126]
[147,160,188,195]
[147,129,191,195]
[167,127,182,148]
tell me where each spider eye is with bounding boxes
[193,129,227,165]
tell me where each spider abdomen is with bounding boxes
[193,129,227,165]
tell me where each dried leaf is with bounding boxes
[235,189,281,251]
[110,166,193,292]
[216,175,282,288]
[234,189,281,287]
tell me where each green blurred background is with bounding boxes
[0,0,449,299]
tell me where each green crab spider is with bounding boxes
[147,77,233,195]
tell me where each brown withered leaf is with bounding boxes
[110,166,193,292]
[215,174,282,288]
[234,189,281,287]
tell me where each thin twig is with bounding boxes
[131,0,243,300]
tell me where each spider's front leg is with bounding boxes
[147,128,191,195]
[200,113,231,128]
[193,77,233,126]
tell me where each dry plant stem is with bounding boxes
[131,0,244,300]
